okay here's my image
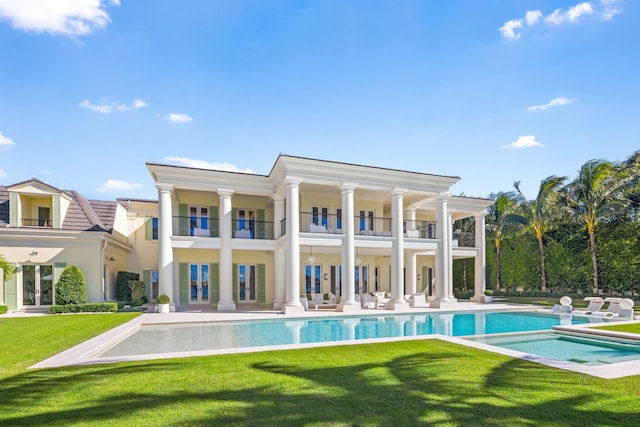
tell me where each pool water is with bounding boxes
[467,332,640,366]
[98,311,589,358]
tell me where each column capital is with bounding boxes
[156,183,174,193]
[436,191,450,202]
[391,188,407,198]
[285,176,303,188]
[272,193,285,202]
[473,211,487,218]
[217,188,234,198]
[339,182,358,192]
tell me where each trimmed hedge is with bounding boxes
[48,303,118,314]
[116,271,140,302]
[0,305,8,314]
[55,265,88,305]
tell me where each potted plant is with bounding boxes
[157,294,171,313]
[483,289,494,303]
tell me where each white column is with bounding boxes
[217,189,236,311]
[431,194,450,308]
[282,177,305,314]
[157,184,175,306]
[272,194,286,309]
[273,194,285,239]
[447,213,456,301]
[406,209,416,235]
[406,252,417,295]
[273,247,285,309]
[338,183,360,312]
[387,189,409,310]
[472,213,487,302]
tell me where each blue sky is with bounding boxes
[0,0,637,201]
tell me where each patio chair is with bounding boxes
[538,296,572,314]
[617,298,635,319]
[571,297,604,316]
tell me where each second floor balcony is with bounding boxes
[20,218,53,228]
[298,212,437,239]
[171,216,274,239]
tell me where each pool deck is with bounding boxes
[21,302,640,379]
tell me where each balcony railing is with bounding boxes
[282,215,438,239]
[172,216,219,237]
[232,219,274,239]
[356,215,392,236]
[20,218,52,227]
[405,220,437,239]
[300,212,343,234]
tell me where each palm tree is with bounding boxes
[453,217,475,291]
[563,159,635,293]
[486,192,527,290]
[0,254,15,282]
[514,176,567,291]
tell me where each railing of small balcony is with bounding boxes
[172,216,220,237]
[355,215,392,236]
[232,219,274,239]
[20,218,53,227]
[300,212,344,234]
[405,220,437,239]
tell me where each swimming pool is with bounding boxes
[466,331,640,366]
[97,311,590,358]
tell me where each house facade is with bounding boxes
[147,155,493,314]
[0,179,133,310]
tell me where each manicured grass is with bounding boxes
[596,323,640,334]
[1,314,640,426]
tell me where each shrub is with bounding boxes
[55,265,88,305]
[49,302,118,314]
[156,294,170,304]
[0,305,8,315]
[484,289,494,296]
[116,271,140,302]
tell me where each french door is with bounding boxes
[238,264,256,303]
[22,265,53,306]
[189,264,209,304]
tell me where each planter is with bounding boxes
[158,303,170,313]
[482,295,493,303]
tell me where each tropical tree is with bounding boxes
[513,175,567,291]
[485,192,527,290]
[0,254,15,282]
[452,217,475,291]
[562,159,635,293]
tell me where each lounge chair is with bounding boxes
[571,297,604,316]
[538,296,572,314]
[617,298,635,319]
[409,294,428,308]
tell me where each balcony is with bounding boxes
[297,213,437,239]
[172,216,219,237]
[232,219,274,240]
[20,218,53,228]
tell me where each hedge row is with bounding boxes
[0,305,7,315]
[48,303,118,314]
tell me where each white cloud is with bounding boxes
[0,0,118,36]
[0,131,16,147]
[500,136,544,150]
[97,179,144,192]
[526,96,574,112]
[40,170,51,175]
[164,113,193,123]
[164,157,255,173]
[498,19,523,40]
[525,10,543,26]
[0,170,6,178]
[501,1,618,40]
[79,98,148,114]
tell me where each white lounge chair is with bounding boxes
[571,297,604,316]
[538,296,572,314]
[617,298,635,319]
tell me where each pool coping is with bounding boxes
[29,304,640,379]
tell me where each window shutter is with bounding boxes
[257,264,266,304]
[256,209,265,239]
[143,270,151,300]
[178,204,188,236]
[210,263,219,304]
[422,266,429,293]
[232,264,238,303]
[144,217,152,241]
[209,206,218,237]
[179,263,188,305]
[4,263,18,309]
[9,193,18,227]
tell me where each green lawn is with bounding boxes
[596,323,640,334]
[1,314,640,426]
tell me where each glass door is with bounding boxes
[238,265,256,303]
[22,265,53,306]
[189,264,209,304]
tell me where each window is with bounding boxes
[190,207,209,235]
[336,208,342,230]
[151,271,158,299]
[237,209,256,237]
[305,264,322,294]
[238,264,256,302]
[152,217,158,240]
[38,207,51,227]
